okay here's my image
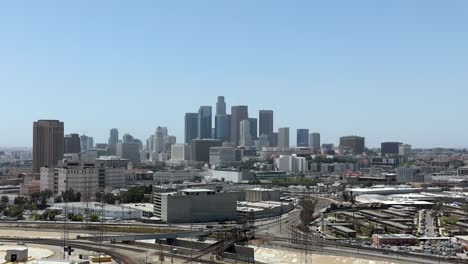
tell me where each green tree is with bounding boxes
[71,214,84,222]
[299,198,318,232]
[1,196,9,205]
[89,212,100,222]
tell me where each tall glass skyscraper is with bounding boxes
[185,113,198,143]
[297,129,309,147]
[198,106,212,139]
[259,110,273,145]
[230,105,248,145]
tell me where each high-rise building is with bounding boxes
[154,126,167,154]
[190,139,222,162]
[381,142,402,156]
[170,144,190,161]
[239,120,252,147]
[296,129,309,147]
[271,132,279,147]
[248,118,258,140]
[216,96,226,116]
[259,110,273,144]
[184,113,198,144]
[399,144,412,159]
[117,139,140,164]
[33,119,64,173]
[198,106,212,139]
[64,133,81,154]
[340,136,365,155]
[215,115,230,142]
[278,127,290,149]
[80,135,94,152]
[230,106,248,146]
[309,132,321,149]
[108,128,119,155]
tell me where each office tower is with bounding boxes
[399,144,412,159]
[190,139,222,162]
[309,132,321,149]
[108,128,119,155]
[117,133,140,164]
[33,119,64,173]
[198,106,212,139]
[296,129,309,147]
[80,135,94,152]
[215,115,230,142]
[216,96,226,116]
[271,132,279,147]
[278,127,290,149]
[340,136,365,155]
[239,120,252,147]
[259,110,274,144]
[154,126,169,154]
[146,135,155,152]
[170,144,190,161]
[64,133,81,154]
[230,105,248,146]
[184,113,198,144]
[381,142,402,156]
[248,118,258,139]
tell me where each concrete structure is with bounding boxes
[198,106,212,139]
[40,159,126,196]
[381,142,402,156]
[372,234,418,246]
[396,167,422,183]
[95,156,129,168]
[340,136,365,155]
[4,247,28,262]
[238,201,292,220]
[259,110,274,146]
[64,133,81,154]
[170,144,190,161]
[209,147,236,165]
[184,113,199,144]
[154,189,238,223]
[116,139,140,164]
[230,105,249,146]
[244,188,280,202]
[239,120,252,147]
[211,169,244,183]
[154,170,196,183]
[190,139,222,162]
[458,166,468,176]
[275,154,308,173]
[278,127,290,149]
[296,129,309,147]
[33,119,64,173]
[309,132,320,149]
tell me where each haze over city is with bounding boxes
[1,1,467,148]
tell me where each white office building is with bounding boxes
[170,144,190,161]
[275,154,308,173]
[239,120,252,147]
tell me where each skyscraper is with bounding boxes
[248,118,258,140]
[340,136,365,155]
[296,129,309,147]
[230,105,248,146]
[108,128,119,155]
[33,119,64,173]
[215,115,230,142]
[185,113,198,144]
[64,133,81,154]
[239,120,252,147]
[278,127,290,149]
[381,142,402,156]
[309,132,321,149]
[216,96,226,116]
[259,110,273,145]
[80,135,94,152]
[198,106,212,139]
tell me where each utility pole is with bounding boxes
[62,176,69,260]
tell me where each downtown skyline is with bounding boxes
[1,1,467,148]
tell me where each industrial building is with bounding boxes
[153,189,238,223]
[372,234,418,246]
[52,202,153,220]
[244,188,280,202]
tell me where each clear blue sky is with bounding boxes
[0,1,467,148]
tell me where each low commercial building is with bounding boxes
[153,189,238,223]
[372,234,418,246]
[211,169,244,183]
[237,201,293,220]
[53,202,150,220]
[329,225,357,238]
[275,154,308,173]
[209,147,236,165]
[5,248,28,262]
[244,188,280,202]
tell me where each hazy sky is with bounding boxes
[1,1,467,148]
